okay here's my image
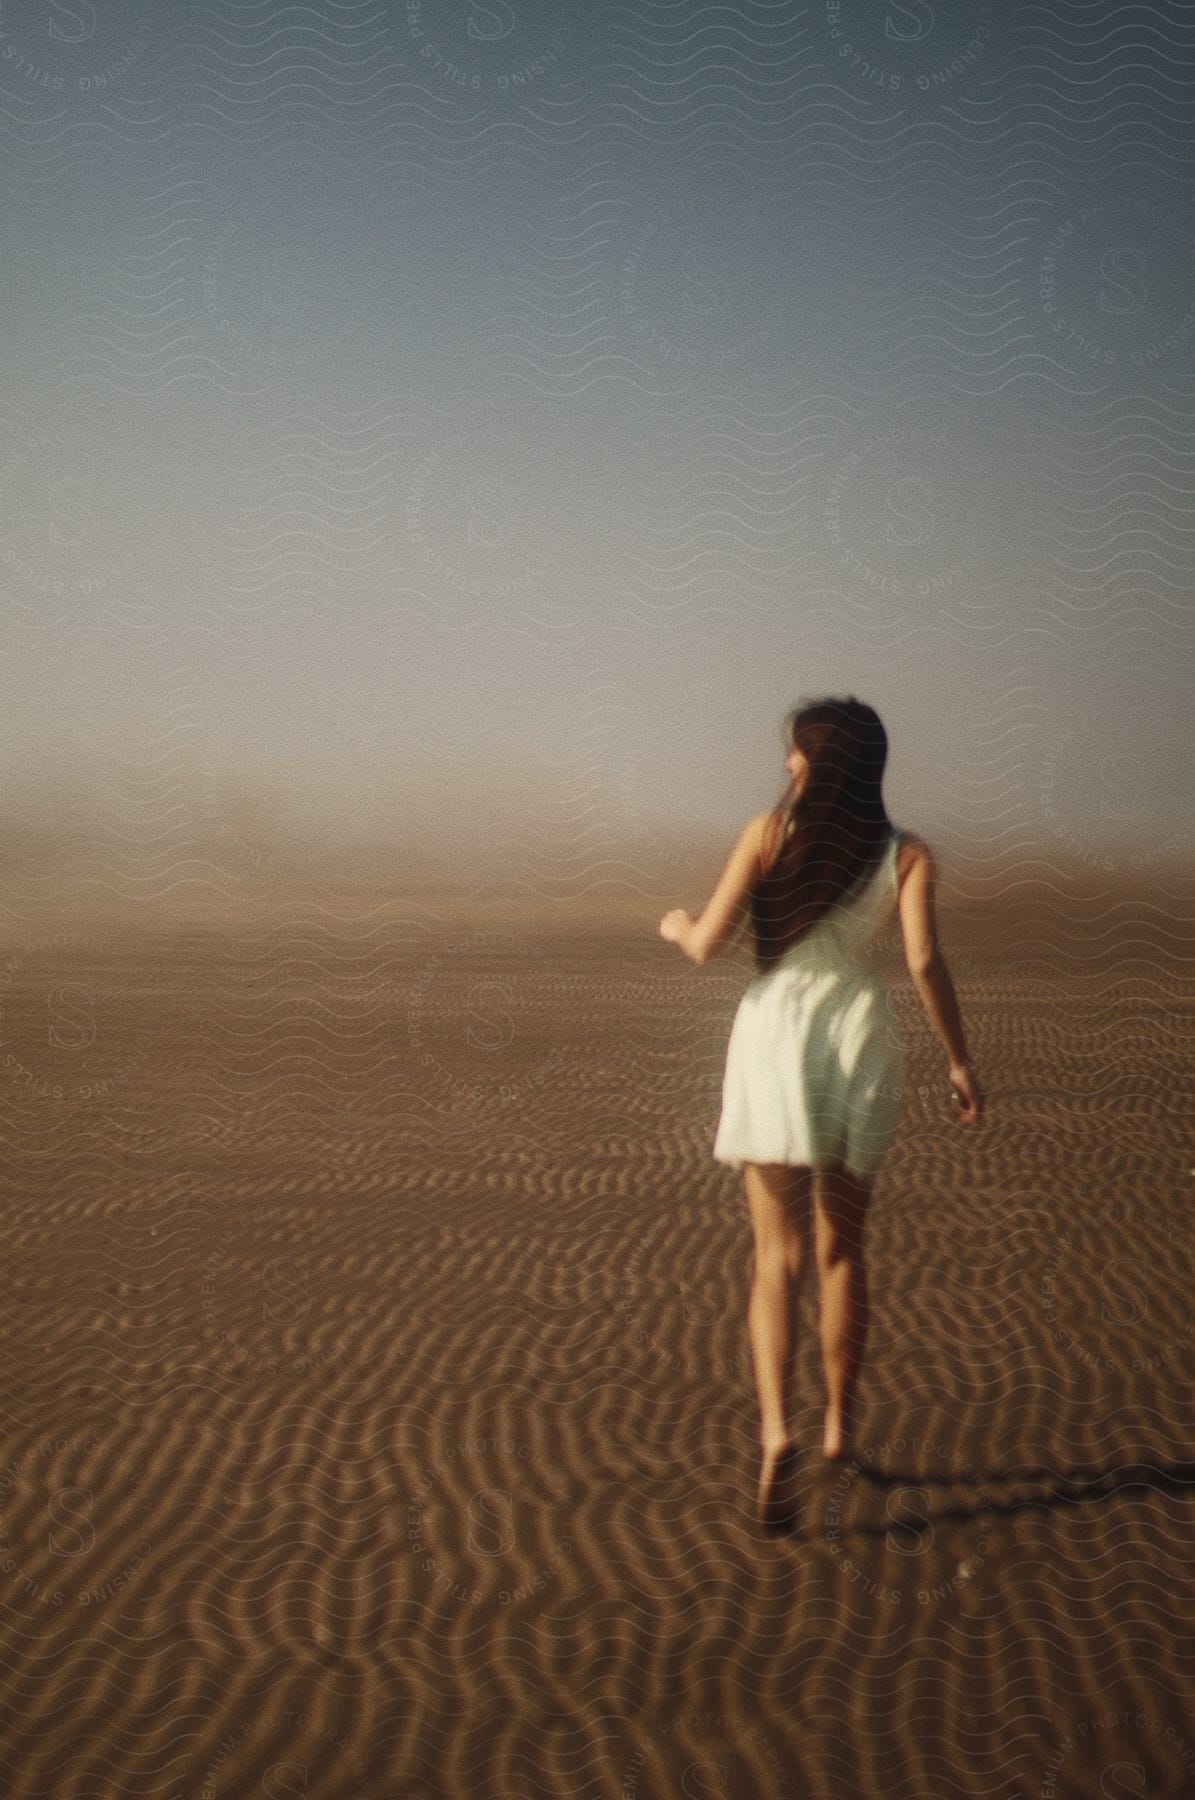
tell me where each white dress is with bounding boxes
[713,827,908,1181]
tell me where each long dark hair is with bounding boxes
[748,696,894,972]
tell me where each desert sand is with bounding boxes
[1,856,1194,1798]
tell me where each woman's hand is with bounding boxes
[948,1063,985,1125]
[659,908,692,948]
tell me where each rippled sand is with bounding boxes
[1,864,1194,1797]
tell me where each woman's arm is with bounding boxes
[659,814,766,965]
[898,837,984,1121]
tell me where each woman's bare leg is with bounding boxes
[814,1162,874,1461]
[743,1162,813,1451]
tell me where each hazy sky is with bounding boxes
[2,0,1193,890]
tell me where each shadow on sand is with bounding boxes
[802,1456,1195,1541]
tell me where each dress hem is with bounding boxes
[713,1152,885,1180]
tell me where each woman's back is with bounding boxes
[714,824,910,1182]
[758,821,908,984]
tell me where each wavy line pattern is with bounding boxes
[1,902,1194,1795]
[3,0,1195,1795]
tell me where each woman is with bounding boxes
[659,697,984,1534]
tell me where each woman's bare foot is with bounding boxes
[757,1439,801,1534]
[822,1415,854,1463]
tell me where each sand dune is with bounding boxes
[1,866,1194,1797]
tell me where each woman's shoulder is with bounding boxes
[894,828,935,884]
